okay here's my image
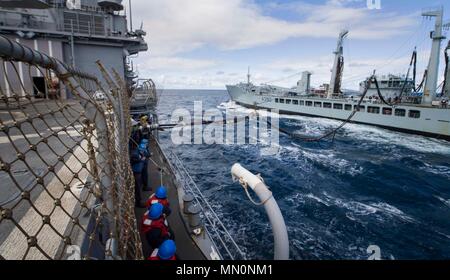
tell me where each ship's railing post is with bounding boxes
[231,163,290,260]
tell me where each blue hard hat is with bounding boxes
[158,239,176,260]
[148,203,163,220]
[139,139,148,149]
[155,186,167,199]
[139,143,147,150]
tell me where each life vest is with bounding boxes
[141,212,169,237]
[145,193,170,208]
[139,124,151,139]
[147,248,177,260]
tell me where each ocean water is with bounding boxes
[156,89,450,260]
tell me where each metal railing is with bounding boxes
[0,35,142,260]
[0,7,127,38]
[130,79,158,109]
[162,147,246,260]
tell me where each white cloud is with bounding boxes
[146,52,430,90]
[152,73,245,90]
[143,50,429,90]
[260,53,432,90]
[138,56,218,71]
[123,0,421,89]
[128,0,416,56]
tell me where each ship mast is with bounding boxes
[328,30,348,99]
[247,66,251,85]
[422,8,446,105]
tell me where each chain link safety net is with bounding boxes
[0,35,143,260]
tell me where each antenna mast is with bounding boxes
[129,0,133,32]
[247,66,251,85]
[422,8,446,104]
[328,30,348,99]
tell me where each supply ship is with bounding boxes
[226,9,450,140]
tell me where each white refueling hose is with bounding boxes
[231,163,289,260]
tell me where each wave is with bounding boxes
[323,193,415,223]
[283,189,415,223]
[420,163,450,179]
[276,144,364,176]
[435,196,450,208]
[293,192,416,223]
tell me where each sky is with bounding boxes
[123,0,450,90]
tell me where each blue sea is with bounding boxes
[156,89,450,260]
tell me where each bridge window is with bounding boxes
[345,104,352,111]
[299,100,305,106]
[286,99,292,104]
[395,109,406,117]
[275,98,279,103]
[314,102,322,107]
[306,101,313,106]
[280,99,285,104]
[323,102,332,108]
[367,106,380,114]
[409,110,421,119]
[293,100,299,105]
[333,103,343,110]
[355,105,365,112]
[382,108,392,115]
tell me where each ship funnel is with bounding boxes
[297,71,311,95]
[231,163,290,260]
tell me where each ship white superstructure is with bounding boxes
[226,9,450,140]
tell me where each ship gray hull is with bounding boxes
[226,85,450,141]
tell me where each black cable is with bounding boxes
[414,70,427,93]
[376,50,420,106]
[413,50,417,86]
[442,46,449,96]
[157,75,375,143]
[267,76,374,142]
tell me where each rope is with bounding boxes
[237,178,272,206]
[244,185,269,206]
